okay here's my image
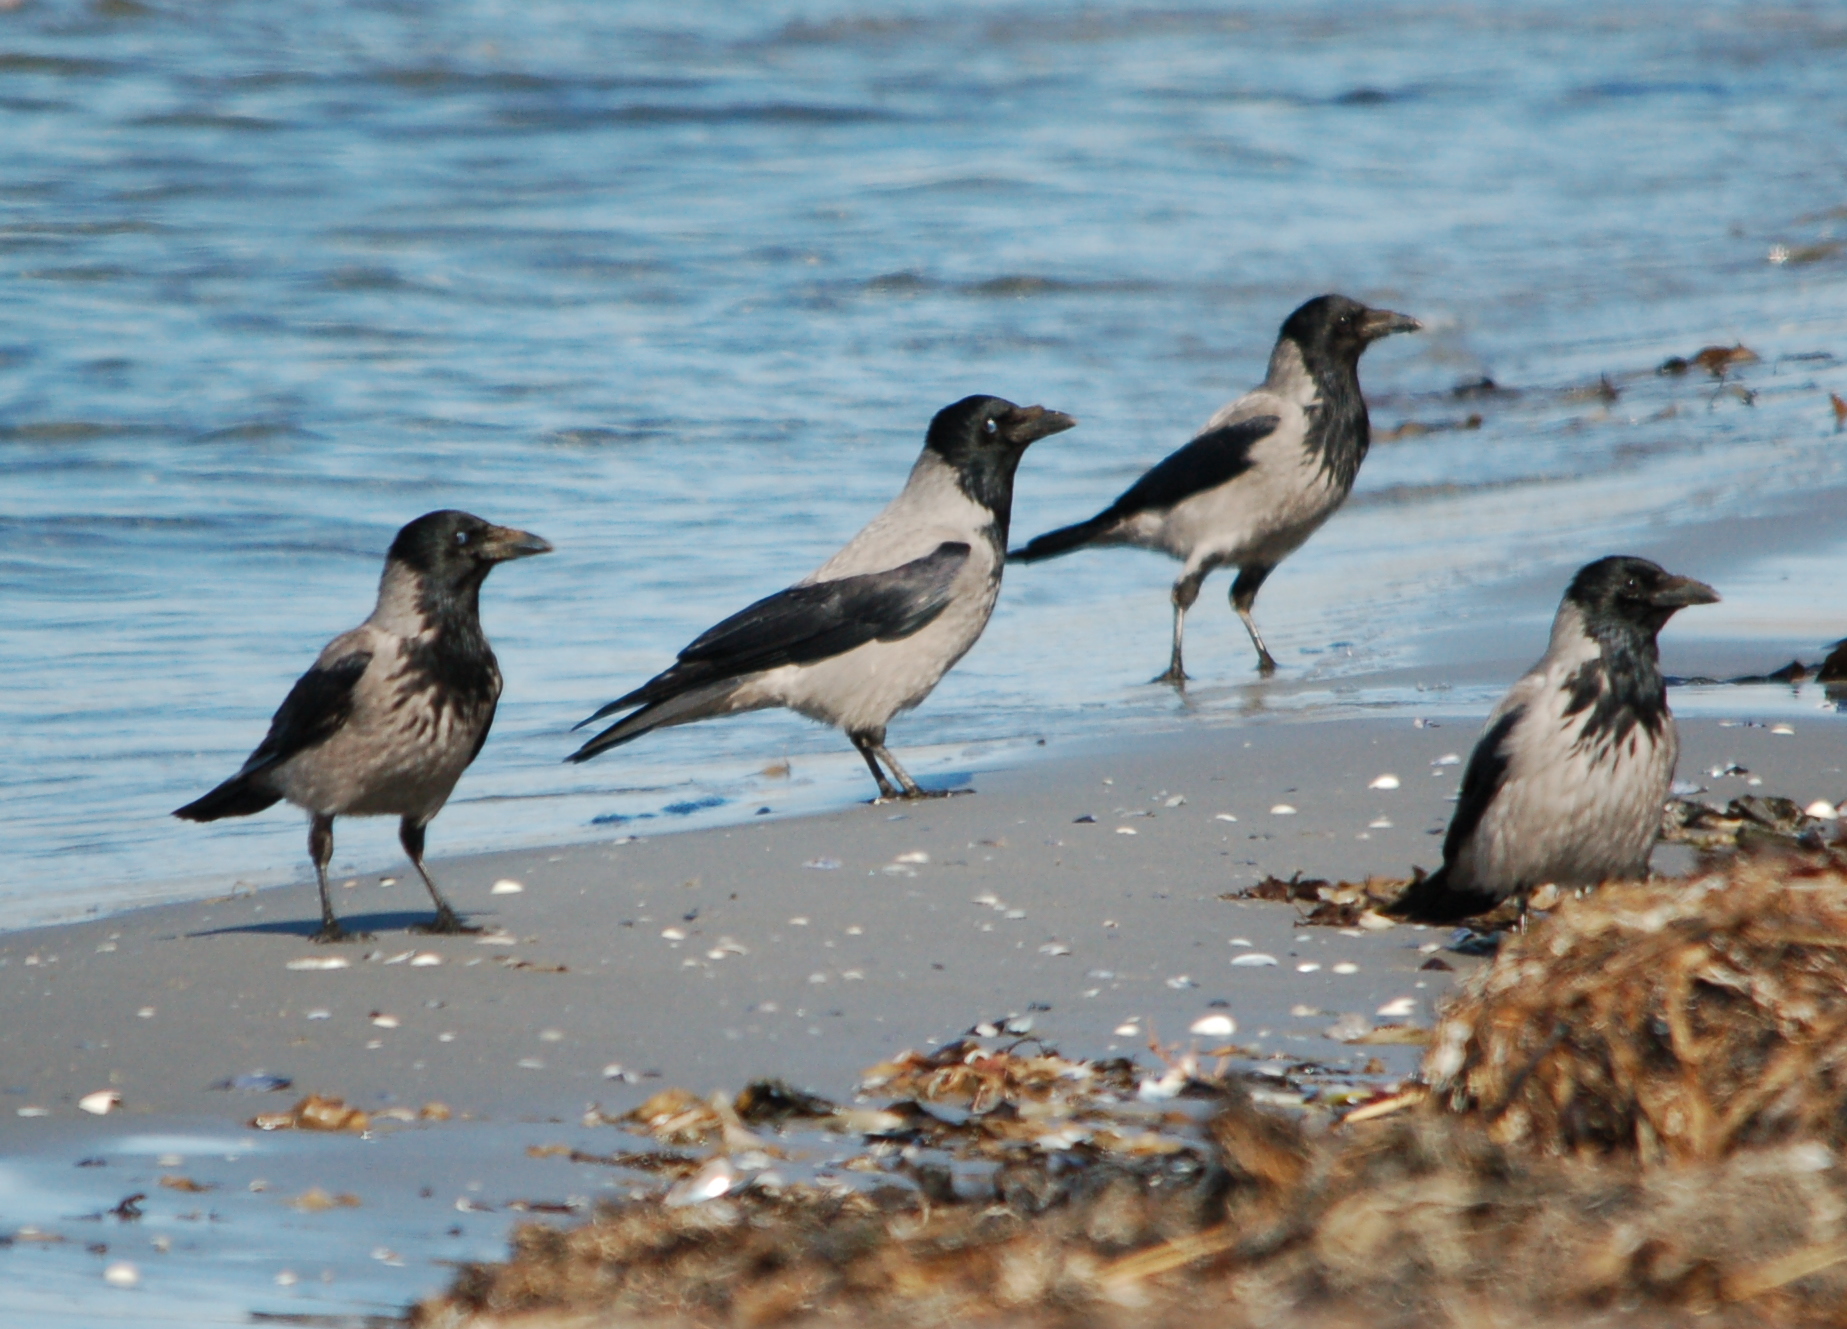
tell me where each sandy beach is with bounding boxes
[1,712,1841,1324]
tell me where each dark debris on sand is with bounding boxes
[419,855,1847,1329]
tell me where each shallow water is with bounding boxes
[5,0,1847,928]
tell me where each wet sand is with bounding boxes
[0,714,1841,1323]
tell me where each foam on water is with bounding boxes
[4,0,1847,928]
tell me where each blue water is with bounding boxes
[6,0,1847,927]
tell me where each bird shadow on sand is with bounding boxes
[186,910,490,940]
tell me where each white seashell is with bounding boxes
[1115,826,1137,835]
[370,1014,399,1029]
[1806,800,1839,820]
[660,927,686,941]
[79,1090,121,1115]
[1271,804,1297,815]
[103,1261,139,1287]
[1231,953,1279,967]
[1434,753,1461,766]
[1332,962,1360,975]
[285,956,349,971]
[1164,794,1186,807]
[1369,774,1401,790]
[1113,1022,1142,1037]
[1368,818,1393,829]
[1190,1014,1236,1037]
[1377,996,1418,1018]
[1215,813,1238,822]
[894,851,929,864]
[1296,961,1321,973]
[409,952,442,967]
[1039,942,1071,956]
[1771,724,1795,736]
[490,879,524,895]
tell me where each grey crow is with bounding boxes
[569,395,1075,800]
[175,510,552,942]
[1009,294,1419,682]
[1387,556,1719,924]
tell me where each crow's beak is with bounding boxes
[481,526,554,561]
[1002,405,1078,447]
[1650,574,1719,608]
[1361,308,1422,340]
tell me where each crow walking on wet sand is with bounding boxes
[1009,294,1419,683]
[175,510,553,942]
[1387,556,1719,924]
[568,395,1076,800]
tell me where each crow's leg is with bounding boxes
[309,814,368,943]
[1231,563,1277,675]
[850,730,900,801]
[404,817,479,934]
[1152,570,1207,686]
[873,741,948,800]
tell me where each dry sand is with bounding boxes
[0,714,1840,1323]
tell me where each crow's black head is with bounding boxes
[1280,293,1421,371]
[1566,555,1719,637]
[925,395,1077,521]
[388,510,553,599]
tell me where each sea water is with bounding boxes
[5,0,1847,927]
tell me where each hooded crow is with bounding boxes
[175,510,553,942]
[1009,294,1419,682]
[568,395,1076,799]
[1387,556,1719,924]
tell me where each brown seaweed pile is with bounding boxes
[417,855,1847,1329]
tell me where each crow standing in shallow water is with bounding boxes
[1387,556,1719,924]
[175,510,552,942]
[1009,294,1419,682]
[568,396,1075,800]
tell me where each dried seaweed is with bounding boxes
[418,857,1847,1329]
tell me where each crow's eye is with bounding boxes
[455,530,471,547]
[984,418,999,435]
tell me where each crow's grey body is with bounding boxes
[1388,556,1718,923]
[570,396,1075,799]
[175,511,552,941]
[1010,295,1419,681]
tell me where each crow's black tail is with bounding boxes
[174,773,282,822]
[1007,513,1113,563]
[1382,865,1500,924]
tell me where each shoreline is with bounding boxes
[1,712,1843,1324]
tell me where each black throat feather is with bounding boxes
[1299,350,1370,492]
[404,568,501,711]
[1562,617,1668,755]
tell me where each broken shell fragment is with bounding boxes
[79,1090,122,1116]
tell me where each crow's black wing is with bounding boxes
[1440,705,1524,868]
[1101,414,1280,520]
[238,652,374,777]
[580,543,972,725]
